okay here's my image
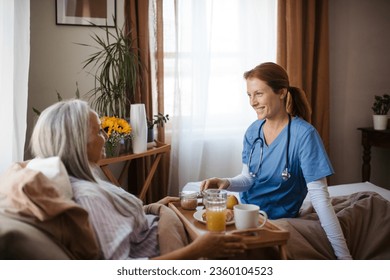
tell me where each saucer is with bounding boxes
[193,209,235,225]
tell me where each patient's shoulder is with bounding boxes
[69,177,101,198]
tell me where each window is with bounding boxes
[161,0,277,192]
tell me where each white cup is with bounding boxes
[233,204,268,230]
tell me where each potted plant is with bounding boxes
[372,94,390,130]
[78,18,142,118]
[147,113,170,142]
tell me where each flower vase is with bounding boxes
[119,137,132,155]
[130,104,148,154]
[105,141,120,158]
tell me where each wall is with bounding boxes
[26,0,124,159]
[329,0,390,188]
[27,0,389,188]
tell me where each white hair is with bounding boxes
[30,99,96,182]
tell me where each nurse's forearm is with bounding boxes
[307,178,352,260]
[226,164,253,192]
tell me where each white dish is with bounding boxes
[193,209,235,225]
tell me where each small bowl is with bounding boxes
[180,191,198,210]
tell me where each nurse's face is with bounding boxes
[246,77,285,120]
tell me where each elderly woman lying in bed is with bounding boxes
[2,99,247,260]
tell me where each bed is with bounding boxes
[271,181,390,260]
[183,181,390,259]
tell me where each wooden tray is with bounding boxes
[168,201,290,259]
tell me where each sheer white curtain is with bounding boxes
[164,0,277,195]
[0,0,30,173]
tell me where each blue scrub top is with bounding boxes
[240,117,334,219]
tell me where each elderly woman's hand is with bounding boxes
[189,232,247,259]
[156,196,180,205]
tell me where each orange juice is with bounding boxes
[206,209,226,232]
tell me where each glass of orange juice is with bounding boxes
[204,189,227,233]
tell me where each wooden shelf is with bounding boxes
[97,141,171,201]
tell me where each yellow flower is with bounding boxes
[100,116,132,142]
[101,116,114,137]
[116,118,131,134]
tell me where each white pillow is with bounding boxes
[26,157,73,200]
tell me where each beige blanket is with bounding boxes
[0,162,100,259]
[273,191,390,260]
[144,203,189,255]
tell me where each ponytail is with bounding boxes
[286,86,312,123]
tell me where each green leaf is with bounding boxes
[56,91,63,101]
[32,107,41,116]
[76,17,142,118]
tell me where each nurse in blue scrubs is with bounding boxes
[200,62,352,259]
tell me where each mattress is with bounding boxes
[184,181,390,202]
[327,181,390,201]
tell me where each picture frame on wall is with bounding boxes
[56,0,116,27]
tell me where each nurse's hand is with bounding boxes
[200,177,230,191]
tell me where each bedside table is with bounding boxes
[357,127,390,181]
